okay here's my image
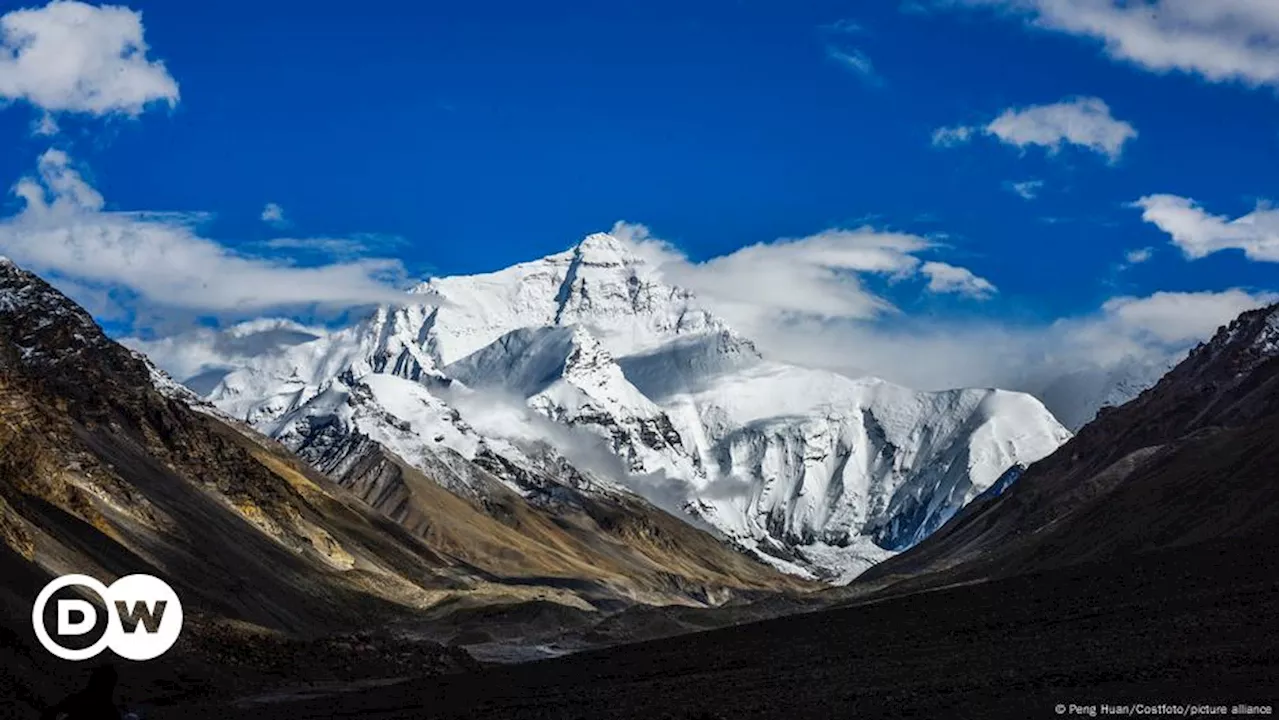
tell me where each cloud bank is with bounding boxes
[602,222,1273,428]
[0,150,411,324]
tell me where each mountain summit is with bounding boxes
[404,231,726,366]
[206,232,1071,581]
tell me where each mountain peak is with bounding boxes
[1163,302,1278,392]
[1219,302,1277,358]
[572,232,639,266]
[0,258,114,367]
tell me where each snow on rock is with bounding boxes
[209,303,447,427]
[410,232,724,365]
[447,325,702,481]
[623,355,1070,580]
[203,232,1073,583]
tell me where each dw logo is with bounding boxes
[32,574,183,661]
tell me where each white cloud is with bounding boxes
[715,287,1273,429]
[0,150,411,323]
[930,125,974,147]
[0,1,179,116]
[960,0,1278,87]
[1124,247,1153,265]
[1097,289,1272,344]
[612,221,973,324]
[938,97,1137,161]
[31,112,58,136]
[1134,194,1279,263]
[987,98,1136,160]
[1007,179,1043,200]
[260,202,287,228]
[826,46,882,85]
[920,261,997,298]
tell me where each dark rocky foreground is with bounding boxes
[158,535,1275,720]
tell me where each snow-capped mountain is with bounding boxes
[413,232,725,365]
[611,330,1070,580]
[204,233,1071,582]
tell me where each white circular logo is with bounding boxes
[32,574,183,661]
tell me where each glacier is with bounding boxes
[204,232,1071,582]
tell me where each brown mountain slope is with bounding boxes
[856,303,1278,590]
[312,438,810,605]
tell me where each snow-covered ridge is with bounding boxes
[201,231,1071,582]
[409,232,725,365]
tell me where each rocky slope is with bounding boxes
[204,232,1070,581]
[0,257,486,710]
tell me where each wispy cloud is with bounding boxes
[30,112,58,136]
[931,125,974,148]
[821,18,865,34]
[934,97,1137,161]
[260,202,288,228]
[1124,247,1154,265]
[826,46,883,86]
[610,221,996,326]
[260,233,406,260]
[1006,179,1044,200]
[920,261,998,299]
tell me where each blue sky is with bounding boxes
[0,0,1276,392]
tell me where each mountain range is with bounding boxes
[192,232,1071,582]
[0,246,1274,718]
[189,292,1280,720]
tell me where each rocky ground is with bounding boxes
[150,535,1276,719]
